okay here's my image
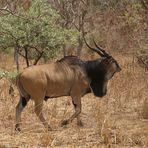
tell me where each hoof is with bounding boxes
[77,120,83,127]
[61,120,69,126]
[48,125,52,131]
[15,124,21,132]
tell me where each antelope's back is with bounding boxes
[17,56,88,98]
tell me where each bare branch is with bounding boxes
[0,7,14,15]
[140,0,148,10]
[137,56,148,68]
[17,51,26,59]
[33,51,44,65]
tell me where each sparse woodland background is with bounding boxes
[0,0,147,69]
[0,0,148,147]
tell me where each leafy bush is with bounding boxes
[0,70,18,82]
[0,0,78,66]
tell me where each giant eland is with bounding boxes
[15,39,121,131]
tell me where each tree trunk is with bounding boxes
[77,36,83,57]
[24,46,29,67]
[14,47,20,72]
[63,44,66,56]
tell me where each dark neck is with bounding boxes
[83,59,108,97]
[84,59,106,82]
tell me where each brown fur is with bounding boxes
[15,58,89,131]
[15,53,121,131]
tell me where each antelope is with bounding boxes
[15,39,121,131]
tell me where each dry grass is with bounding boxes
[0,53,148,148]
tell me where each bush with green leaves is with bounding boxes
[0,70,17,82]
[0,0,78,66]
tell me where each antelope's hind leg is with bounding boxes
[15,96,28,131]
[34,99,51,131]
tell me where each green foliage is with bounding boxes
[0,70,17,81]
[0,0,78,59]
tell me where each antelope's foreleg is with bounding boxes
[61,97,82,126]
[72,99,83,126]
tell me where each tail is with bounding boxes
[16,73,30,100]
